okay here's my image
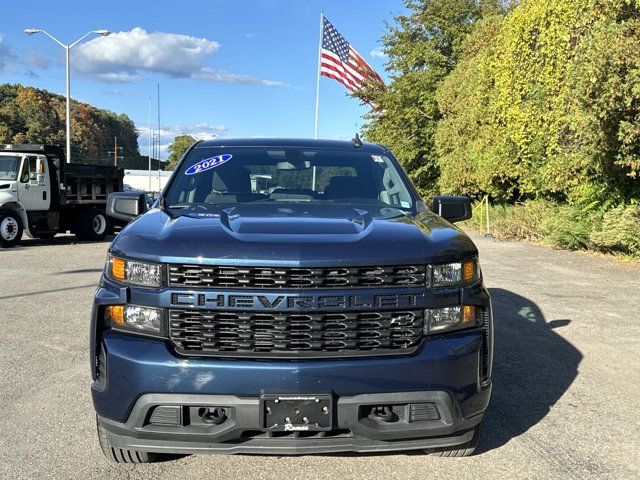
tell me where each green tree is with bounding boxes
[166,134,196,170]
[435,15,509,199]
[354,0,506,196]
[435,0,640,205]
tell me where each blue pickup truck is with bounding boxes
[92,138,493,462]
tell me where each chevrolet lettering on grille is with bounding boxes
[171,292,423,311]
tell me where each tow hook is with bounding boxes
[369,405,398,423]
[199,407,227,425]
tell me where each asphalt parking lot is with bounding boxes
[0,231,638,480]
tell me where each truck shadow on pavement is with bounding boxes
[308,287,581,459]
[477,287,581,454]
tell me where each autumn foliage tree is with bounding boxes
[0,83,143,166]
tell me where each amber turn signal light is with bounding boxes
[462,260,476,282]
[105,305,125,326]
[462,305,476,326]
[111,257,126,282]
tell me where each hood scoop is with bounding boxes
[218,205,372,236]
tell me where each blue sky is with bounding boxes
[0,0,405,157]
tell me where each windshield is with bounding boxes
[165,146,417,212]
[0,155,21,181]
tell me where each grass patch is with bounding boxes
[464,200,640,259]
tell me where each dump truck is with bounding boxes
[0,144,123,247]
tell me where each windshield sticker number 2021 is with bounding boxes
[185,154,233,175]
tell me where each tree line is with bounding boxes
[357,0,640,256]
[0,83,162,169]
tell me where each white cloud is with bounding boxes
[137,122,230,157]
[72,27,287,87]
[370,47,386,59]
[91,72,142,83]
[73,27,218,79]
[193,67,289,87]
[245,33,255,38]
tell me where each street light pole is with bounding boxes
[65,45,70,163]
[25,28,111,163]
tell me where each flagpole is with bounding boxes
[148,96,152,191]
[314,11,323,139]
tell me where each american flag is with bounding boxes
[320,16,385,93]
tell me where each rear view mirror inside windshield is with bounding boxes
[277,160,311,170]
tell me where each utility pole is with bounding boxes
[157,83,161,191]
[151,131,159,192]
[108,137,123,167]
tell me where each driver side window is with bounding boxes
[20,157,37,183]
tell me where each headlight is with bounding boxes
[105,305,164,336]
[424,305,482,334]
[106,254,162,287]
[429,259,479,287]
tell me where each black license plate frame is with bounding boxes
[260,393,333,432]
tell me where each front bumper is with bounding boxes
[97,390,487,455]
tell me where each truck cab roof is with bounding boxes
[1,144,65,158]
[195,138,388,153]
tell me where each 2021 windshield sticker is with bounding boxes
[185,154,233,175]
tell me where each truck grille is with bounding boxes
[169,309,424,356]
[167,264,426,289]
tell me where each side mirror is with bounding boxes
[107,192,148,222]
[431,195,472,223]
[36,157,46,184]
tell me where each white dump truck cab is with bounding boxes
[0,152,51,245]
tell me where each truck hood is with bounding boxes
[0,182,19,205]
[110,204,477,266]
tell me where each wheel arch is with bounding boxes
[0,202,30,235]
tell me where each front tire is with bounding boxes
[97,419,158,464]
[76,208,109,241]
[0,209,23,248]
